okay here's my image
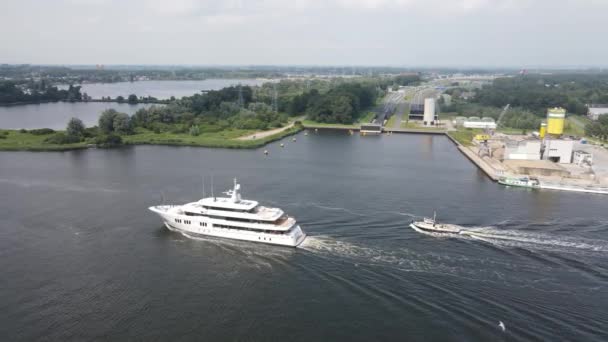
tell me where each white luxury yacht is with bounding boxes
[149,179,307,247]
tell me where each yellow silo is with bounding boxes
[539,122,547,139]
[547,107,565,136]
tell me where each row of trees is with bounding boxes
[43,115,123,147]
[473,74,608,115]
[585,115,608,141]
[0,81,82,104]
[290,83,379,123]
[441,102,542,130]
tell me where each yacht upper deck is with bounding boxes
[198,197,258,211]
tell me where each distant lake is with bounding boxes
[0,102,156,130]
[1,79,268,130]
[61,79,267,99]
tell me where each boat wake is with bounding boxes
[299,235,483,274]
[410,223,608,254]
[460,228,608,253]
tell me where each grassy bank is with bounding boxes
[0,130,89,151]
[125,125,302,149]
[302,111,377,129]
[301,120,358,129]
[0,125,303,152]
[447,128,481,147]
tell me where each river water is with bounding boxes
[61,79,266,100]
[1,132,607,341]
[0,102,154,130]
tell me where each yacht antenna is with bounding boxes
[202,175,206,198]
[160,191,165,204]
[211,174,215,201]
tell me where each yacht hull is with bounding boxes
[150,206,307,247]
[410,222,462,235]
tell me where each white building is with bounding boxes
[463,117,497,129]
[573,150,593,166]
[504,140,541,161]
[423,98,436,126]
[588,105,608,120]
[544,139,574,164]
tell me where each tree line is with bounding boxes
[289,83,380,123]
[473,74,608,115]
[585,115,608,141]
[0,81,82,104]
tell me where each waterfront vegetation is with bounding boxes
[585,115,608,141]
[440,73,608,132]
[0,81,84,105]
[0,124,302,151]
[473,74,608,115]
[0,75,423,151]
[447,128,481,147]
[0,64,420,86]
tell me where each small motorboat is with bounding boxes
[410,212,462,235]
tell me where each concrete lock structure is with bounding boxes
[423,98,435,126]
[547,107,566,136]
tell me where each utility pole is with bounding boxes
[271,83,278,113]
[237,84,244,108]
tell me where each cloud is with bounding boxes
[0,0,607,66]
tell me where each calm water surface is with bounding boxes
[1,132,607,341]
[0,102,155,130]
[62,79,266,99]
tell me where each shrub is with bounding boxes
[19,129,27,133]
[95,134,123,148]
[0,134,6,139]
[83,127,98,138]
[29,128,55,135]
[66,118,86,138]
[44,133,82,144]
[189,125,200,136]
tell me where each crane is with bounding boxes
[496,104,510,128]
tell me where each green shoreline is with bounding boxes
[0,126,303,152]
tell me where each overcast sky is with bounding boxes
[1,0,607,67]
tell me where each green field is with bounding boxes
[301,120,358,129]
[0,125,303,151]
[447,128,482,147]
[301,110,376,129]
[358,111,375,124]
[0,130,88,151]
[564,116,590,137]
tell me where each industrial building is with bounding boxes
[504,140,541,161]
[423,98,436,126]
[543,139,574,163]
[409,98,438,122]
[588,104,608,121]
[547,107,566,136]
[573,150,593,166]
[500,107,575,164]
[462,117,497,129]
[409,103,424,120]
[360,123,382,135]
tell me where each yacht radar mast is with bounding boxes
[223,178,242,203]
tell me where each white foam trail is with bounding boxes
[307,203,367,217]
[298,235,513,282]
[0,178,123,193]
[461,229,608,253]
